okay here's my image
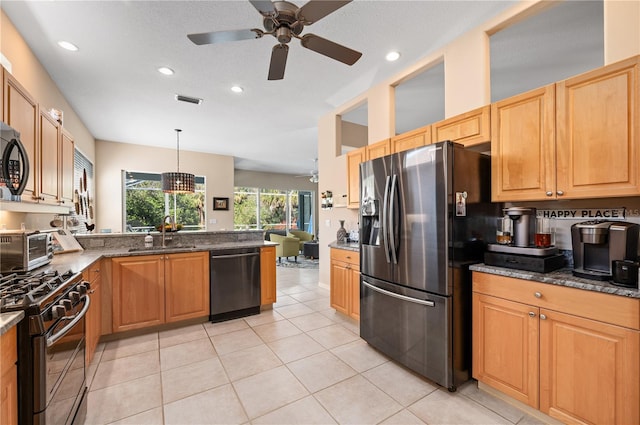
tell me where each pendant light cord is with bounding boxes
[175,128,182,173]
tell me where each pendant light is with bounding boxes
[162,129,195,193]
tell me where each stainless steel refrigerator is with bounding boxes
[359,141,497,391]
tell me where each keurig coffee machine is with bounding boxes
[571,220,640,284]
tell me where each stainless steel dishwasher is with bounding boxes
[209,247,261,322]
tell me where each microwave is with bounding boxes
[0,231,53,272]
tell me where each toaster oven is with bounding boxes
[0,230,53,272]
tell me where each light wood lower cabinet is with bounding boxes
[84,260,102,365]
[330,248,360,320]
[0,327,18,425]
[164,252,209,323]
[472,271,640,425]
[260,246,277,305]
[112,252,209,333]
[473,293,539,407]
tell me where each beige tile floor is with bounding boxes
[83,264,547,425]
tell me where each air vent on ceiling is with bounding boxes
[175,94,203,105]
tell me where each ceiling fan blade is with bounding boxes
[301,34,362,65]
[249,0,277,17]
[188,29,260,46]
[268,44,289,80]
[297,1,351,24]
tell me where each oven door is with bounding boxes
[34,295,89,425]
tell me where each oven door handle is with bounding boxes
[46,295,90,347]
[362,280,435,307]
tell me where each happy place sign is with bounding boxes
[536,208,640,219]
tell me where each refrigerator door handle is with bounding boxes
[362,280,436,307]
[389,173,399,264]
[382,175,391,263]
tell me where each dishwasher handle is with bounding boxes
[211,252,260,259]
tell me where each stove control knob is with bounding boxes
[69,291,80,303]
[61,299,73,311]
[52,305,66,319]
[78,283,88,295]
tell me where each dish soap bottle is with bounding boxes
[144,232,153,248]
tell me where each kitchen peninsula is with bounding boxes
[40,231,278,361]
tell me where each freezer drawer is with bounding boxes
[360,276,461,390]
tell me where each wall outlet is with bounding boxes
[209,218,217,224]
[325,219,331,227]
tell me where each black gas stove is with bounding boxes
[1,268,90,425]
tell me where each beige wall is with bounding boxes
[96,140,235,233]
[317,0,640,287]
[0,10,95,159]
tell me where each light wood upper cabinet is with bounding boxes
[366,138,391,160]
[3,70,39,202]
[556,55,639,199]
[165,252,209,323]
[491,84,556,202]
[473,271,640,425]
[391,125,431,153]
[39,110,60,203]
[260,246,277,305]
[432,105,490,147]
[60,129,75,205]
[347,147,366,209]
[492,55,640,202]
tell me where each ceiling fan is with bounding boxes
[296,158,319,183]
[187,0,363,80]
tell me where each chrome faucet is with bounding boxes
[162,215,176,248]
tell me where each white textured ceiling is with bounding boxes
[1,0,520,175]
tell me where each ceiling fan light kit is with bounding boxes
[187,0,362,80]
[162,129,195,193]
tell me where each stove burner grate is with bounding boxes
[0,269,75,310]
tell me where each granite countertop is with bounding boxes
[1,311,24,336]
[41,241,279,278]
[328,241,360,252]
[470,263,640,299]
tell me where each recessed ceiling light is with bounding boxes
[157,67,174,76]
[231,86,244,93]
[385,51,401,62]
[57,41,79,51]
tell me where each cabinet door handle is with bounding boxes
[534,292,542,298]
[556,190,564,196]
[540,314,547,320]
[546,191,553,196]
[528,311,536,318]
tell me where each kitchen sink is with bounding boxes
[128,245,197,252]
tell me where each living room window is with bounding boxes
[123,171,206,232]
[234,187,313,233]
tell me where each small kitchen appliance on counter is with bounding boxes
[484,207,565,273]
[571,220,640,282]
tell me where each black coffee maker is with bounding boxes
[571,220,640,284]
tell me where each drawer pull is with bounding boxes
[546,191,553,196]
[556,190,564,196]
[540,314,547,320]
[528,311,536,318]
[534,292,542,298]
